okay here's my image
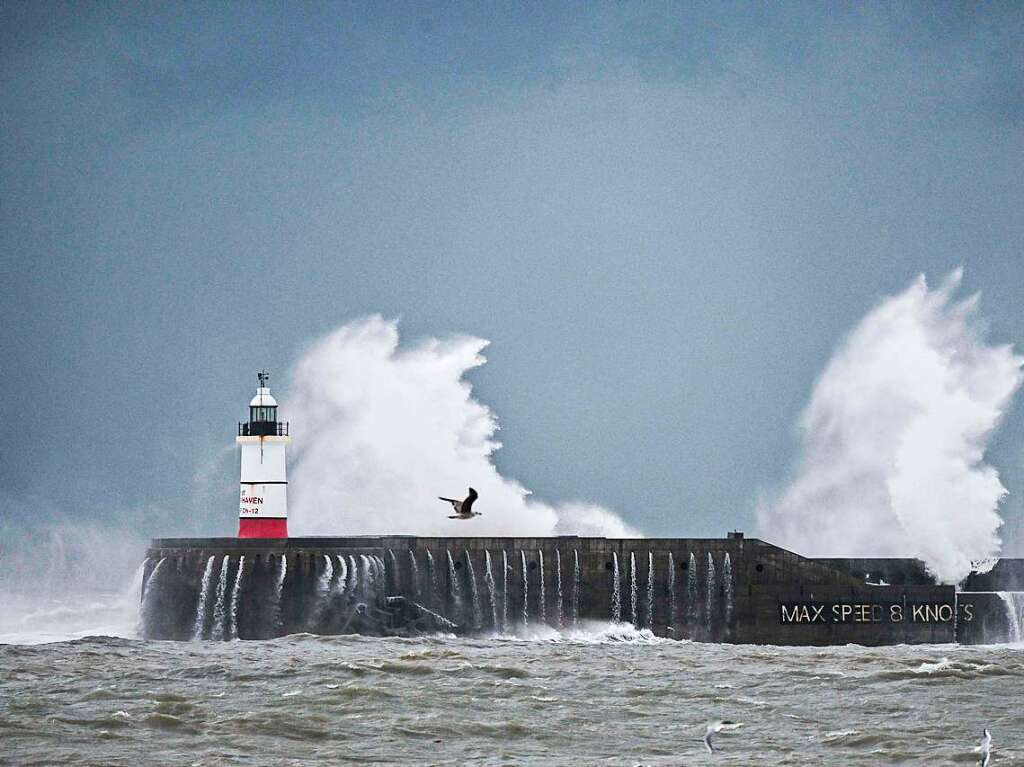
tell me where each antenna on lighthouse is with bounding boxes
[258,369,270,388]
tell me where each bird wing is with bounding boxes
[462,495,476,513]
[438,497,462,513]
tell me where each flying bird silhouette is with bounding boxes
[703,720,742,754]
[439,487,480,519]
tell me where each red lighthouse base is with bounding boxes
[238,518,289,538]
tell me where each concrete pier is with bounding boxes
[140,535,981,645]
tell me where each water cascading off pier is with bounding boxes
[141,534,969,645]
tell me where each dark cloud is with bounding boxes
[1,3,1022,544]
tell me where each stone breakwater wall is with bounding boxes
[141,536,964,645]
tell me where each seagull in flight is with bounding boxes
[439,487,480,519]
[973,729,992,767]
[703,720,742,754]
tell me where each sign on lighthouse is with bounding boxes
[236,371,290,538]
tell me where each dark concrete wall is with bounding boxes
[814,558,935,586]
[961,560,1024,591]
[737,584,956,645]
[956,592,1016,644]
[141,536,964,645]
[816,557,1024,592]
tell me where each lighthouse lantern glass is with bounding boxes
[251,405,277,423]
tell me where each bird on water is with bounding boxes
[703,720,742,754]
[973,729,992,767]
[439,487,480,519]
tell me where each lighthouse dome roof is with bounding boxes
[249,387,278,407]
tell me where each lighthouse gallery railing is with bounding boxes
[238,422,289,437]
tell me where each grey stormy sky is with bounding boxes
[2,2,1023,548]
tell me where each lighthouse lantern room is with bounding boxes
[236,371,290,538]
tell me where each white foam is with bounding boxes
[971,557,1000,575]
[491,620,669,645]
[285,316,639,538]
[0,561,145,645]
[759,270,1023,583]
[914,658,953,673]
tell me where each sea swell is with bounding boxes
[2,636,1022,765]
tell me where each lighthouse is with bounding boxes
[236,371,290,538]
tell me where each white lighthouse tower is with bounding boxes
[236,371,290,538]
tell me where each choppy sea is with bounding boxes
[1,591,1022,766]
